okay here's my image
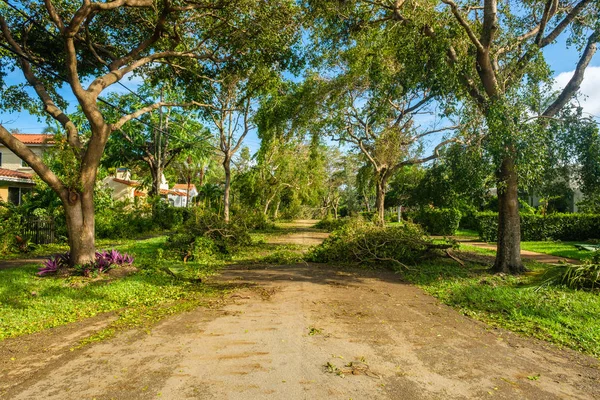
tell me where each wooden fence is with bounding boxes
[20,217,56,245]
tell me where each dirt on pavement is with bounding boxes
[1,221,599,399]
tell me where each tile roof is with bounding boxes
[9,134,54,145]
[173,183,197,191]
[112,178,140,187]
[0,168,33,179]
[0,168,34,184]
[160,188,185,196]
[134,190,146,197]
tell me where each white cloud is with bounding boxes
[553,66,600,117]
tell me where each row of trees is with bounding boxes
[1,0,599,274]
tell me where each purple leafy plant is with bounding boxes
[38,249,134,277]
[37,252,70,276]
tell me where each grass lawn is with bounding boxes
[520,241,594,261]
[454,228,479,238]
[459,241,595,261]
[402,258,600,357]
[0,237,230,342]
[458,243,497,256]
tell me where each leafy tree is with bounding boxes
[0,0,276,265]
[307,0,599,273]
[102,90,211,198]
[320,76,460,225]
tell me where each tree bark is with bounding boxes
[223,155,231,223]
[492,156,526,273]
[64,191,96,267]
[274,199,280,220]
[375,173,387,226]
[149,165,163,197]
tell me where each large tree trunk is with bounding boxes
[223,156,231,223]
[64,191,96,267]
[493,156,525,273]
[375,173,387,226]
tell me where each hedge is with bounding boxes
[476,212,600,242]
[410,208,461,236]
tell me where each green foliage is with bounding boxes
[95,201,155,239]
[165,210,252,261]
[538,252,600,291]
[476,212,600,242]
[0,202,21,254]
[540,262,600,291]
[307,219,436,266]
[236,212,275,231]
[314,216,349,232]
[410,208,462,236]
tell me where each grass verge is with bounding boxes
[402,258,600,358]
[0,237,229,341]
[520,241,594,261]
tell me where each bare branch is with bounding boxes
[442,0,484,51]
[541,0,594,47]
[543,29,598,118]
[111,101,215,131]
[0,16,83,153]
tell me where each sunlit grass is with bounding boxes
[0,236,227,341]
[402,258,600,357]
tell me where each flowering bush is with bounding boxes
[37,249,134,276]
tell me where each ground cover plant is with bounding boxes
[37,249,134,277]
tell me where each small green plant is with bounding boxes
[308,326,323,336]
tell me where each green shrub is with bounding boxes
[307,219,442,267]
[0,202,21,254]
[476,212,600,242]
[165,210,251,261]
[458,205,479,231]
[149,199,193,229]
[411,208,461,236]
[261,250,305,265]
[95,202,155,239]
[236,212,275,231]
[314,216,350,232]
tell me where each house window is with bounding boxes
[7,187,31,205]
[0,151,3,167]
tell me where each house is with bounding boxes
[0,133,53,205]
[102,168,145,202]
[103,168,196,207]
[167,184,198,207]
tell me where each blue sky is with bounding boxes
[1,34,598,155]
